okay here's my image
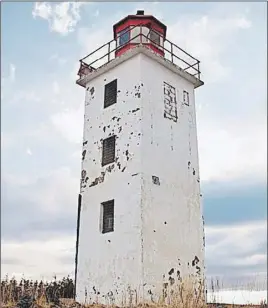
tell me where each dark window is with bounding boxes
[104,79,117,108]
[102,135,116,166]
[118,28,130,46]
[150,30,161,46]
[183,90,189,106]
[102,200,114,234]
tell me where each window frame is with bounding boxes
[102,135,116,167]
[118,27,130,47]
[104,79,117,109]
[183,90,190,106]
[149,29,161,46]
[101,199,115,234]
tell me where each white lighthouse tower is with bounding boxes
[75,10,205,306]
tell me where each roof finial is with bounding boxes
[136,10,144,15]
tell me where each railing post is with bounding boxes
[140,25,142,44]
[198,61,200,80]
[108,42,111,62]
[171,42,174,63]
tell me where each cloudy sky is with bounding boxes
[1,1,267,293]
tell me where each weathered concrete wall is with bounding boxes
[139,55,205,303]
[76,54,144,306]
[76,51,204,306]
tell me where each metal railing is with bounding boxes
[77,24,201,81]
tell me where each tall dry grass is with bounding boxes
[0,275,74,306]
[0,276,266,308]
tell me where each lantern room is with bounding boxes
[77,10,202,87]
[113,10,167,57]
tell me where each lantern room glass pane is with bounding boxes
[150,30,161,46]
[118,28,130,46]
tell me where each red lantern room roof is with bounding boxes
[113,10,167,58]
[113,10,167,39]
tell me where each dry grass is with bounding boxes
[1,300,266,308]
[1,299,266,308]
[0,276,266,308]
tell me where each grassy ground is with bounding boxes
[1,301,266,308]
[1,277,266,308]
[2,297,267,308]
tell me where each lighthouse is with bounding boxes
[75,10,205,306]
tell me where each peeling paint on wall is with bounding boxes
[132,107,140,113]
[89,171,105,187]
[82,150,86,160]
[152,176,160,185]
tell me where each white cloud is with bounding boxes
[3,172,33,187]
[1,165,80,274]
[205,221,267,293]
[32,2,87,35]
[206,221,267,274]
[26,148,32,156]
[9,90,41,105]
[49,54,67,66]
[77,26,111,66]
[167,13,251,83]
[25,166,79,215]
[50,103,84,144]
[32,2,51,20]
[206,220,266,247]
[1,235,75,281]
[53,80,60,94]
[9,64,16,83]
[93,9,99,18]
[198,113,267,183]
[1,132,20,151]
